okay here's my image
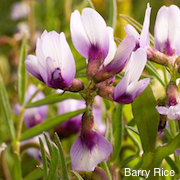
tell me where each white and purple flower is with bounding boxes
[14,84,48,128]
[113,48,150,104]
[154,5,180,56]
[124,3,151,52]
[156,102,180,121]
[94,34,136,82]
[70,130,112,171]
[70,8,109,62]
[25,30,76,89]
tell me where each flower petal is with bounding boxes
[70,10,91,59]
[46,56,55,87]
[41,31,63,68]
[70,131,112,172]
[154,5,180,55]
[168,5,180,56]
[126,48,147,83]
[105,35,135,73]
[167,106,180,120]
[25,54,43,81]
[114,70,130,100]
[124,24,140,50]
[155,106,168,115]
[59,32,76,86]
[81,8,109,60]
[140,3,151,48]
[102,27,117,67]
[114,78,150,104]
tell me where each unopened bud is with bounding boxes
[91,167,109,180]
[97,86,114,101]
[65,79,84,92]
[166,81,179,106]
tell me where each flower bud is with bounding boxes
[166,81,179,106]
[64,79,84,92]
[97,86,114,101]
[91,167,109,180]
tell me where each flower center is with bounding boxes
[51,68,67,88]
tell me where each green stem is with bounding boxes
[169,120,177,138]
[16,108,25,141]
[163,66,169,86]
[109,0,117,29]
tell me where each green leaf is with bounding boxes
[71,171,84,180]
[20,109,85,141]
[18,35,26,106]
[125,127,141,154]
[154,133,180,168]
[47,143,59,180]
[165,156,179,174]
[13,153,22,180]
[0,74,15,141]
[44,132,52,156]
[25,92,83,108]
[132,85,159,153]
[39,138,48,180]
[119,155,137,168]
[145,61,166,87]
[164,128,173,142]
[55,133,69,180]
[24,168,44,180]
[112,104,123,161]
[109,0,117,28]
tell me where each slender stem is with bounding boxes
[163,66,169,86]
[1,152,12,180]
[169,120,177,137]
[16,108,25,141]
[27,0,35,46]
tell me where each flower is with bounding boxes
[21,133,50,162]
[14,84,48,128]
[25,30,76,89]
[70,8,109,62]
[156,102,180,121]
[154,5,180,56]
[94,34,135,83]
[56,99,85,137]
[55,96,106,137]
[70,130,112,171]
[113,48,150,104]
[11,2,30,20]
[124,3,151,51]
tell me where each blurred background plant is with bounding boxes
[1,0,180,180]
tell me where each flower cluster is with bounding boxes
[25,7,150,172]
[124,3,180,122]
